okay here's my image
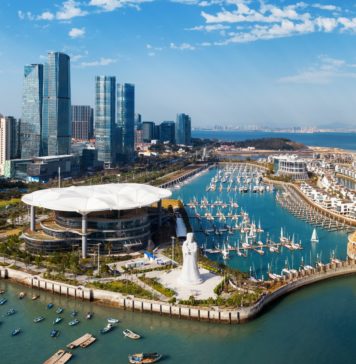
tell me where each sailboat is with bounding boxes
[311,228,319,243]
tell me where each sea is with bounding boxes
[192,130,356,151]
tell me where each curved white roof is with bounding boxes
[22,183,172,213]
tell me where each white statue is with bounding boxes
[178,232,202,285]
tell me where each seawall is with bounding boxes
[1,258,356,324]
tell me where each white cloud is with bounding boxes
[56,0,88,20]
[80,57,117,67]
[37,11,55,21]
[313,4,340,12]
[188,24,230,31]
[89,0,152,11]
[278,56,356,85]
[170,42,196,50]
[69,27,86,38]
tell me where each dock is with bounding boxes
[44,350,72,364]
[67,333,96,349]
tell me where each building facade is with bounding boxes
[273,155,308,180]
[71,105,94,140]
[142,121,155,143]
[117,83,135,163]
[0,116,18,175]
[20,64,43,158]
[175,113,191,145]
[159,121,175,144]
[42,52,71,156]
[95,76,116,168]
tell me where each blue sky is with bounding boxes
[1,0,356,128]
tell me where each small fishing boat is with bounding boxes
[5,308,16,316]
[128,353,162,364]
[123,329,141,340]
[100,323,114,334]
[18,292,26,299]
[86,312,94,320]
[0,297,7,305]
[47,303,54,309]
[0,290,5,294]
[33,316,45,323]
[68,319,79,326]
[50,329,59,338]
[56,307,64,314]
[107,318,119,324]
[70,310,78,317]
[31,294,40,300]
[53,317,63,325]
[11,328,21,336]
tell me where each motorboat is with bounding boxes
[68,319,80,326]
[33,316,45,323]
[11,328,21,336]
[311,228,319,243]
[5,308,16,316]
[56,307,64,314]
[50,329,59,338]
[128,353,162,364]
[123,329,141,340]
[47,303,54,309]
[86,312,94,320]
[31,294,40,300]
[70,310,78,317]
[107,318,119,324]
[100,323,114,334]
[18,292,26,299]
[0,297,7,305]
[53,317,63,325]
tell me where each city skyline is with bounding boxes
[2,1,356,127]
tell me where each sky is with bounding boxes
[1,0,356,128]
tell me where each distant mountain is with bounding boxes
[317,122,354,129]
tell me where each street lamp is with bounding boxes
[171,236,175,266]
[97,243,102,275]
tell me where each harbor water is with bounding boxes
[173,167,349,279]
[1,276,356,363]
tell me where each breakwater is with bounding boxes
[2,257,356,324]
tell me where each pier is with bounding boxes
[276,185,355,232]
[43,350,72,364]
[67,333,96,349]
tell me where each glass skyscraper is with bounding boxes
[95,76,116,167]
[71,105,94,140]
[20,64,43,158]
[42,52,71,156]
[175,113,191,145]
[117,83,135,163]
[159,121,175,144]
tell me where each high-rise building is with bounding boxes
[42,52,71,156]
[175,113,191,145]
[20,64,43,158]
[71,105,94,141]
[135,113,142,130]
[95,76,116,168]
[117,83,135,163]
[0,115,18,175]
[159,121,175,144]
[142,121,155,143]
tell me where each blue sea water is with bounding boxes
[192,130,356,151]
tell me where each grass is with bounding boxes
[88,280,153,299]
[139,275,175,298]
[0,198,21,208]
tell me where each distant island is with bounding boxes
[193,137,306,151]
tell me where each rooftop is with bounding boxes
[22,183,172,214]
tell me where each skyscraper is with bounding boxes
[20,64,43,158]
[175,113,191,145]
[95,76,116,168]
[117,83,135,163]
[159,121,175,144]
[42,52,71,156]
[142,121,155,143]
[71,105,94,140]
[0,115,17,175]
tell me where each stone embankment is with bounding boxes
[1,258,356,324]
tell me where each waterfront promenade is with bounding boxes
[1,257,356,324]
